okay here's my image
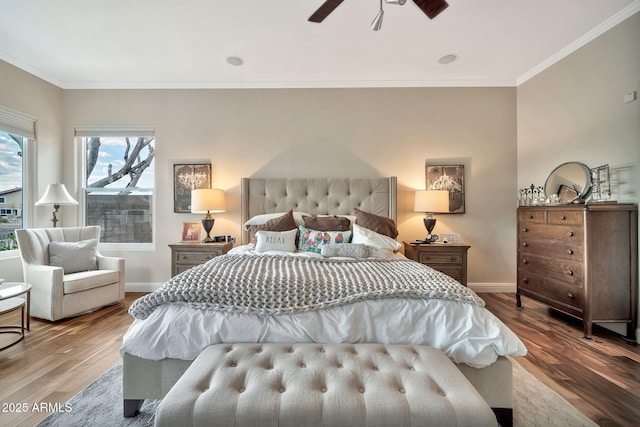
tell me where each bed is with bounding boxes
[120,177,526,424]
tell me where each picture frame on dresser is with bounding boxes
[425,163,465,213]
[173,163,212,213]
[181,222,202,242]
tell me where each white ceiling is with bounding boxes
[0,0,638,89]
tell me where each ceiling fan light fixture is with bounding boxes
[371,9,384,30]
[384,0,407,5]
[438,54,457,64]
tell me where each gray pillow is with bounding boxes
[49,239,98,274]
[321,243,368,259]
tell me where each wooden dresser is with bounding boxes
[404,242,470,286]
[169,242,233,276]
[516,204,638,339]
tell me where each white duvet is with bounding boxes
[120,246,526,368]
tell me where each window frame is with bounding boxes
[76,130,156,251]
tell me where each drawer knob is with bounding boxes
[528,215,534,219]
[567,270,574,276]
[522,242,528,247]
[568,292,574,299]
[522,228,529,232]
[522,259,528,264]
[523,278,529,284]
[450,256,458,261]
[561,215,567,220]
[567,231,574,237]
[567,249,573,255]
[180,255,187,259]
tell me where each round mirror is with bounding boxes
[544,162,591,204]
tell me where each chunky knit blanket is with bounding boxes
[129,253,485,320]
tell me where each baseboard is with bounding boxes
[469,283,516,293]
[125,282,163,292]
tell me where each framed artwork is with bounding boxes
[173,163,211,213]
[181,222,202,242]
[426,163,465,214]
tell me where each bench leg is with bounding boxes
[124,399,144,417]
[492,407,513,427]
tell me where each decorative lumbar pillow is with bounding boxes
[303,215,351,231]
[321,243,368,259]
[246,210,298,244]
[352,224,401,258]
[48,239,98,274]
[255,229,298,253]
[297,225,352,254]
[353,208,399,239]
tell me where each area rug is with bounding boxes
[37,359,596,427]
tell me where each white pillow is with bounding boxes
[48,239,98,274]
[352,224,401,258]
[254,229,298,253]
[243,212,309,230]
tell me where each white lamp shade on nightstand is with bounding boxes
[414,190,449,213]
[191,189,226,214]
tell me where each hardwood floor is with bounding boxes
[0,292,638,426]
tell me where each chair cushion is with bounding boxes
[63,270,119,294]
[49,239,98,274]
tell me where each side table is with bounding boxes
[404,242,470,286]
[0,282,31,350]
[169,242,233,276]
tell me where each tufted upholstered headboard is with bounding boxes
[241,177,397,244]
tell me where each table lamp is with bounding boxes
[414,190,449,243]
[191,188,226,243]
[35,183,78,227]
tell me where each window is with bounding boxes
[78,130,155,245]
[0,131,25,252]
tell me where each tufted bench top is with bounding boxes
[155,343,497,427]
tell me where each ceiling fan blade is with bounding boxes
[308,0,345,23]
[413,0,449,19]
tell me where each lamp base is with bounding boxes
[201,218,215,243]
[422,216,439,243]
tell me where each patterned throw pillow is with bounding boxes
[321,243,368,259]
[255,229,298,253]
[297,226,352,254]
[48,239,98,274]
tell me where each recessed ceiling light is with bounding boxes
[438,54,457,65]
[226,56,244,66]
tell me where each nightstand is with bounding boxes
[403,242,470,286]
[169,242,233,276]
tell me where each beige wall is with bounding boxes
[61,87,517,286]
[517,12,640,338]
[0,60,63,280]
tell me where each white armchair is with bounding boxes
[15,226,125,321]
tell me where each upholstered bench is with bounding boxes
[155,343,497,427]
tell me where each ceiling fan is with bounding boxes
[308,0,449,26]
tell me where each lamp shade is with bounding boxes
[35,183,78,206]
[191,188,226,213]
[414,190,449,213]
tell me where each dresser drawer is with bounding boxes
[418,251,464,265]
[518,238,583,262]
[518,253,583,285]
[428,265,463,280]
[518,273,584,311]
[174,250,221,264]
[518,209,545,223]
[548,210,583,225]
[519,223,583,244]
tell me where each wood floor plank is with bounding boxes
[0,292,638,426]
